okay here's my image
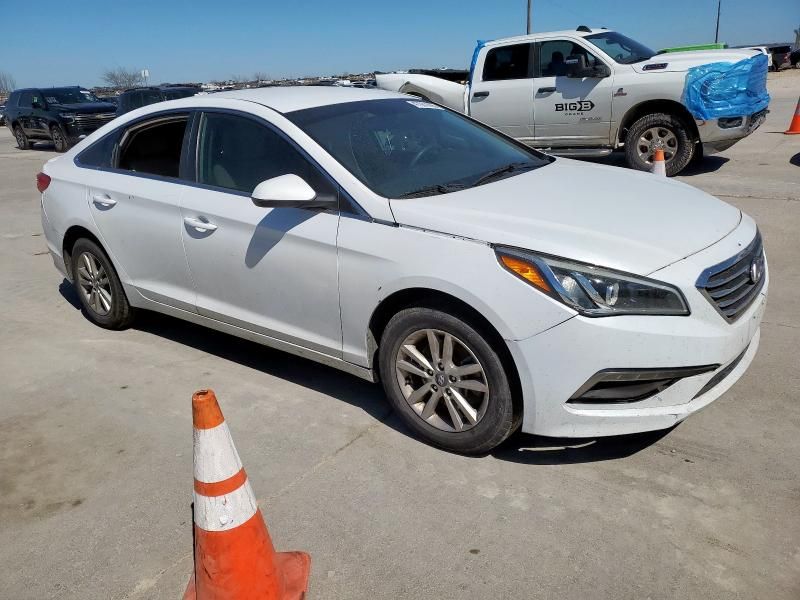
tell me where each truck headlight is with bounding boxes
[496,247,689,317]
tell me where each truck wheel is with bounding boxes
[624,113,694,176]
[51,125,69,153]
[13,125,30,150]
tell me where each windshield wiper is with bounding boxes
[472,161,538,187]
[397,183,467,198]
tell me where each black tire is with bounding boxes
[378,306,518,454]
[70,238,136,329]
[51,124,69,152]
[13,125,30,150]
[624,112,694,176]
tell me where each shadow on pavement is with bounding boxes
[789,152,800,167]
[576,152,728,176]
[491,427,675,464]
[59,279,676,465]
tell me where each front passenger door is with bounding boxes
[532,39,614,147]
[180,111,342,357]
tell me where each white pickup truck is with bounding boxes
[376,27,768,175]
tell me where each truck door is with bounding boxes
[532,39,613,147]
[468,42,534,142]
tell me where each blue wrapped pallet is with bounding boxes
[682,54,770,121]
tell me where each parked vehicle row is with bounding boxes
[4,85,199,152]
[38,87,767,453]
[377,26,769,176]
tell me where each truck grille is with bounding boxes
[73,112,117,130]
[696,231,765,322]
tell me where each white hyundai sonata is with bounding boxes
[38,87,767,453]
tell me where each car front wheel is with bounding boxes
[51,125,69,152]
[378,306,519,454]
[70,238,136,329]
[624,112,694,176]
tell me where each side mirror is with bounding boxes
[251,174,334,209]
[566,55,610,78]
[31,100,44,109]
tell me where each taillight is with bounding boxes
[36,172,51,193]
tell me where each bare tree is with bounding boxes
[101,67,143,89]
[0,71,16,94]
[253,71,270,82]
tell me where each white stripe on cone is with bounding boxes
[193,422,243,483]
[650,156,666,177]
[194,479,259,532]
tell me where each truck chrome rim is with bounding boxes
[395,329,489,432]
[76,252,113,316]
[637,126,677,164]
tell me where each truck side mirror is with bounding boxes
[566,55,610,79]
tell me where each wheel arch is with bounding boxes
[617,99,700,146]
[367,287,523,417]
[62,225,105,281]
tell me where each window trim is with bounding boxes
[481,42,535,82]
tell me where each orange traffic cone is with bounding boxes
[650,148,667,176]
[785,96,800,134]
[183,389,310,599]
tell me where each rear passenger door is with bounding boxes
[79,112,197,311]
[179,110,342,357]
[469,42,535,142]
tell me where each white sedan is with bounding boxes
[37,87,767,453]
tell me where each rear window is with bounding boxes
[117,116,188,178]
[76,131,120,169]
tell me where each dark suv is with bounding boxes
[116,86,200,116]
[5,87,116,152]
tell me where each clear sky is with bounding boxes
[2,0,798,87]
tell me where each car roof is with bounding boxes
[207,86,407,113]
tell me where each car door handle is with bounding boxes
[183,216,218,232]
[92,193,117,207]
[472,91,490,98]
[537,86,557,94]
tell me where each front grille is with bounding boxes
[72,112,116,130]
[696,231,765,322]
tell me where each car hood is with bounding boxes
[49,102,116,113]
[388,159,741,275]
[632,49,759,73]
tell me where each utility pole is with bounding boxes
[527,0,532,35]
[714,0,721,43]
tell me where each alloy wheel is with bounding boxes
[394,328,490,432]
[637,126,678,164]
[76,252,113,316]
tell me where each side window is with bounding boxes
[538,40,601,77]
[76,130,120,169]
[196,112,331,195]
[18,91,33,108]
[117,116,188,178]
[482,43,532,81]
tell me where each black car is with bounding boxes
[4,86,116,152]
[116,86,199,116]
[791,48,800,68]
[0,104,6,126]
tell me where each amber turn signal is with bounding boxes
[499,254,551,292]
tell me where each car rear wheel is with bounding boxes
[378,306,518,454]
[13,125,30,150]
[51,125,69,152]
[70,238,136,329]
[624,112,694,176]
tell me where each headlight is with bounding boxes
[59,112,76,122]
[496,247,689,317]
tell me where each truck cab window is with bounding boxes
[482,43,532,81]
[538,40,601,77]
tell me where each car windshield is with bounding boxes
[286,98,552,198]
[585,32,655,64]
[44,88,101,105]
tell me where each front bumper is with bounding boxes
[509,219,767,438]
[698,109,767,154]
